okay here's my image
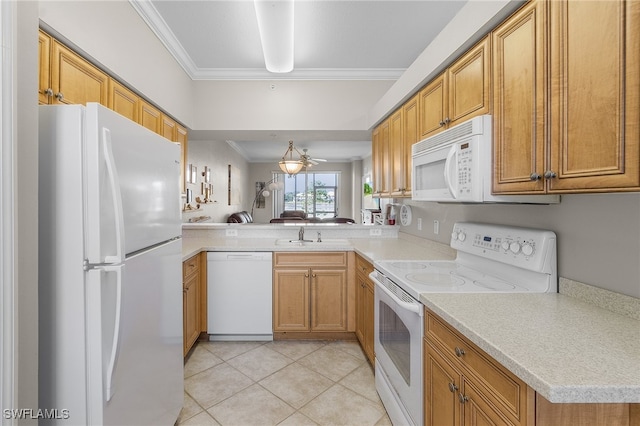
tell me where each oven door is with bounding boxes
[371,271,423,426]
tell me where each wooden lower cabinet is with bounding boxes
[273,252,355,339]
[355,254,375,364]
[424,309,640,426]
[183,253,207,357]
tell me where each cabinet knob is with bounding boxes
[544,170,557,179]
[44,88,53,97]
[312,273,317,278]
[55,92,64,101]
[458,394,469,404]
[454,346,465,357]
[444,117,451,124]
[439,120,445,127]
[530,173,542,181]
[448,382,458,393]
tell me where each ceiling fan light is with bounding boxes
[254,0,294,73]
[279,159,303,175]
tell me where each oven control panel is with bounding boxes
[451,222,557,274]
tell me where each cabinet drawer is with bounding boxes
[425,311,528,423]
[183,254,200,281]
[274,251,347,268]
[355,255,374,276]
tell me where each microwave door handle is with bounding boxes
[444,146,457,198]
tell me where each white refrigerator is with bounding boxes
[38,103,183,425]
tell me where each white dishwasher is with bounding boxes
[207,252,273,341]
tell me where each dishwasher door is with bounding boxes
[207,252,273,341]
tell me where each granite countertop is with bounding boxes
[420,292,640,404]
[181,235,455,264]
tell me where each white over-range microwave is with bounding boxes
[411,115,559,204]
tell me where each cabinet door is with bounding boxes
[425,341,461,426]
[139,100,162,134]
[362,279,375,364]
[50,41,109,106]
[402,93,419,195]
[548,0,640,192]
[447,37,491,126]
[38,30,52,104]
[492,0,547,194]
[378,119,391,196]
[273,269,310,331]
[419,74,447,138]
[372,126,381,196]
[355,273,366,345]
[310,268,348,331]
[108,79,139,122]
[183,272,200,356]
[461,379,513,426]
[161,114,177,141]
[175,124,189,193]
[389,109,405,196]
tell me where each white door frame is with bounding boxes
[1,0,17,422]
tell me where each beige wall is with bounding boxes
[192,80,393,132]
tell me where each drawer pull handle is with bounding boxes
[448,382,458,393]
[454,347,465,357]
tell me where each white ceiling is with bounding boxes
[131,0,469,162]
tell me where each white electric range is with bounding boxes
[370,222,557,426]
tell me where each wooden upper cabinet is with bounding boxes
[139,100,162,134]
[419,37,490,139]
[548,0,639,192]
[161,114,177,141]
[38,30,52,104]
[176,125,188,193]
[402,93,419,195]
[108,79,140,122]
[447,37,491,125]
[389,109,405,196]
[372,119,391,197]
[418,74,447,139]
[50,40,109,106]
[492,0,547,194]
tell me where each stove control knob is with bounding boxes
[501,240,511,251]
[451,231,458,241]
[510,241,521,254]
[458,232,466,242]
[522,243,534,256]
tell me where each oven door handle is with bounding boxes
[373,277,423,316]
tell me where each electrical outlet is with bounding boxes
[417,218,422,231]
[225,228,238,237]
[433,220,439,235]
[369,228,382,236]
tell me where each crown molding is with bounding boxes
[129,0,403,81]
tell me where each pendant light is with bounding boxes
[278,140,304,176]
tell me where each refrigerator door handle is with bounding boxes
[102,128,125,264]
[103,263,123,402]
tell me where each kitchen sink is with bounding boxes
[274,238,350,246]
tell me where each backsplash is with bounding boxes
[559,278,640,320]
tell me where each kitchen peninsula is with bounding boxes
[182,222,640,425]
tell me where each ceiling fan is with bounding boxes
[301,148,327,168]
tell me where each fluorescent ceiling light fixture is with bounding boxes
[254,0,294,73]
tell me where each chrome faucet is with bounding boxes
[299,226,305,241]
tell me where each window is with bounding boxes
[279,172,340,219]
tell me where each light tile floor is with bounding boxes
[177,340,391,426]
